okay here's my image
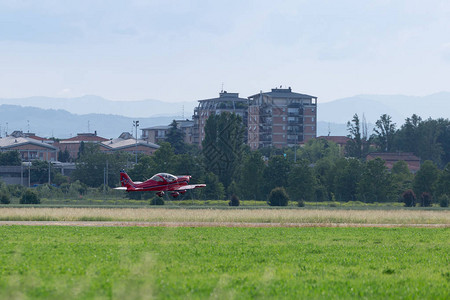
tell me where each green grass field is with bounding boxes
[0,226,448,299]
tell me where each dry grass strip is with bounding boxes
[0,221,448,228]
[0,207,449,225]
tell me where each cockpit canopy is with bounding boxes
[150,173,177,182]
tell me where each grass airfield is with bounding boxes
[0,207,449,299]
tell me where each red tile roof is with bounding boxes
[316,136,350,145]
[62,133,108,142]
[366,152,421,172]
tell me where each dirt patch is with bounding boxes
[0,221,448,228]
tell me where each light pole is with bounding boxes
[133,120,139,163]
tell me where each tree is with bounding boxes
[229,194,240,206]
[262,156,290,196]
[346,114,369,158]
[413,160,439,198]
[30,160,56,184]
[436,163,450,198]
[78,141,85,158]
[150,142,176,174]
[20,189,40,204]
[395,114,421,153]
[198,172,225,200]
[402,190,416,207]
[238,151,265,200]
[420,192,432,207]
[72,144,131,187]
[0,192,10,204]
[0,151,21,166]
[357,158,394,202]
[372,114,396,152]
[267,187,289,206]
[58,148,71,162]
[391,160,414,199]
[332,158,362,202]
[166,120,186,154]
[287,160,316,202]
[416,119,444,165]
[202,112,245,189]
[298,139,340,163]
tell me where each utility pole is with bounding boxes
[133,120,139,164]
[48,161,51,184]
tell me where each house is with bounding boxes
[366,152,421,172]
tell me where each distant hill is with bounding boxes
[0,105,181,139]
[0,95,198,118]
[318,92,450,125]
[1,92,448,139]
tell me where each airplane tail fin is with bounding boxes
[120,170,135,190]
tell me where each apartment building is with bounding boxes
[248,87,317,150]
[192,91,248,146]
[141,119,194,145]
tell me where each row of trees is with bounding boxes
[1,112,448,205]
[346,113,450,167]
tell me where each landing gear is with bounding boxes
[171,192,180,198]
[156,191,165,197]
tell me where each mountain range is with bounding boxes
[0,92,448,138]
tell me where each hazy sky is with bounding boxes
[1,0,449,103]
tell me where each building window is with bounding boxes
[312,117,314,122]
[283,126,285,130]
[283,117,286,121]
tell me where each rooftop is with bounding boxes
[61,132,108,143]
[197,91,248,103]
[248,87,316,99]
[0,136,58,150]
[101,138,160,150]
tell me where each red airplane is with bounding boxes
[114,170,206,198]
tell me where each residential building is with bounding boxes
[192,91,248,146]
[0,136,58,161]
[100,132,160,156]
[141,120,194,145]
[58,132,108,159]
[248,87,317,150]
[366,152,421,173]
[141,125,170,144]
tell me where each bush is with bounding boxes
[402,190,416,207]
[20,190,40,204]
[0,193,10,204]
[150,197,164,205]
[420,192,432,207]
[229,194,240,206]
[297,199,305,207]
[267,187,289,206]
[439,194,449,207]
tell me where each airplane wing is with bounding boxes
[173,184,206,191]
